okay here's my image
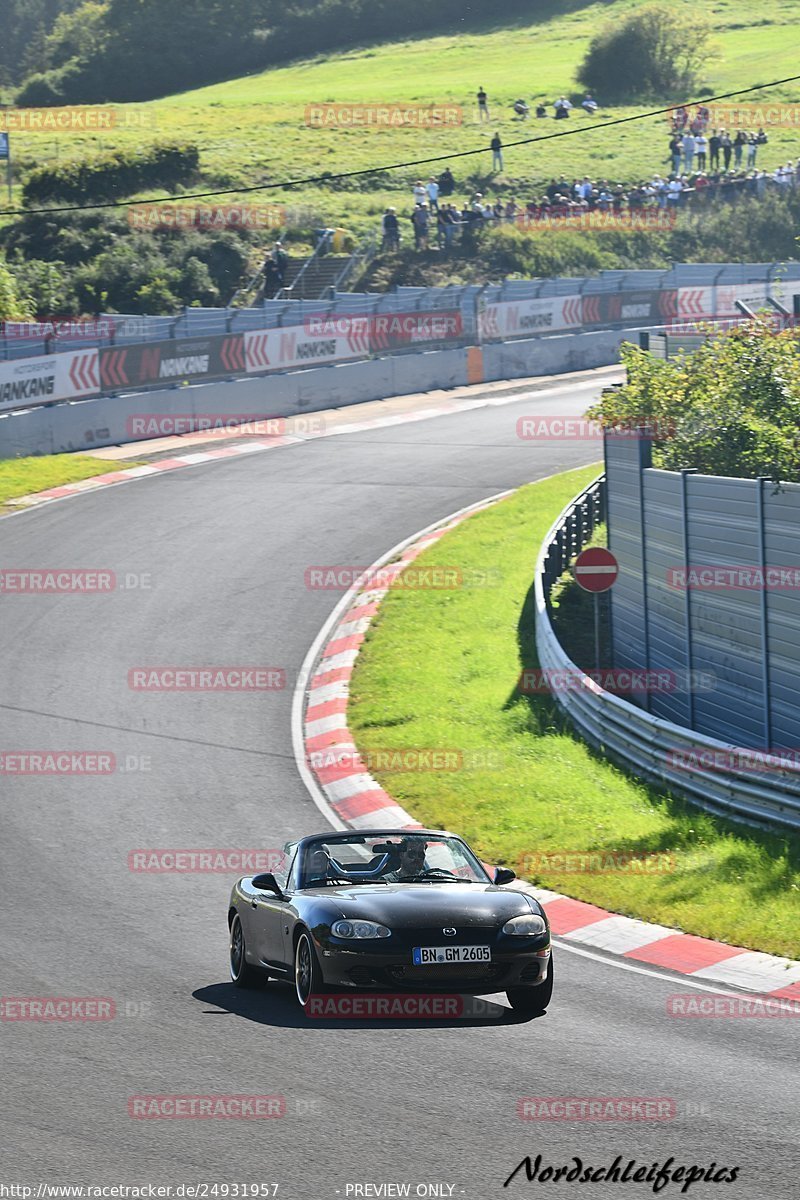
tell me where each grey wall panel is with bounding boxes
[607,442,800,753]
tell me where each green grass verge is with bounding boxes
[0,454,131,506]
[5,0,800,237]
[348,464,800,959]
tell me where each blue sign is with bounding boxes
[0,133,8,160]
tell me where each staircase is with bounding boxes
[277,255,351,300]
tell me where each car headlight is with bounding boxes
[502,914,547,936]
[331,920,391,939]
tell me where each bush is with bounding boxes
[15,63,80,106]
[0,258,33,320]
[577,5,710,102]
[22,142,200,206]
[586,324,800,482]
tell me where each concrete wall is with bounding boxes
[0,328,639,459]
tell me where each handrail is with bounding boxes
[273,238,328,301]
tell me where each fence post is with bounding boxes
[638,431,653,711]
[680,467,698,728]
[757,476,773,750]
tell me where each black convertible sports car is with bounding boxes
[228,829,553,1015]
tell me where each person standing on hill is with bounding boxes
[410,203,430,250]
[490,132,503,172]
[381,208,399,251]
[695,132,707,171]
[720,130,733,170]
[477,87,489,122]
[733,129,747,168]
[708,129,721,170]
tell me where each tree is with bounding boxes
[577,5,710,102]
[586,323,800,483]
[0,258,33,320]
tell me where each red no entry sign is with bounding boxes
[574,547,619,593]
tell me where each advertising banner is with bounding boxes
[0,348,99,414]
[478,295,582,340]
[244,322,369,372]
[99,335,244,390]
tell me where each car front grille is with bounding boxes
[387,963,506,985]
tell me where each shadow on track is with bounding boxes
[193,982,545,1029]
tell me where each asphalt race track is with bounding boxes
[1,374,796,1199]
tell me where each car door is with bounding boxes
[247,889,290,969]
[246,845,298,970]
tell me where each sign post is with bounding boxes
[0,131,10,204]
[574,547,619,670]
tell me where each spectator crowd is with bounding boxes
[382,94,800,252]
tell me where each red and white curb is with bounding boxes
[297,499,800,1002]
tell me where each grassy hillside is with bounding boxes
[5,0,800,241]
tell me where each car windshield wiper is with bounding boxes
[307,876,388,886]
[396,871,472,882]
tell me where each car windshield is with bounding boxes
[298,834,491,888]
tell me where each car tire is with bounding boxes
[295,930,323,1009]
[230,914,261,988]
[507,956,553,1015]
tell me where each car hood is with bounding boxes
[307,882,537,928]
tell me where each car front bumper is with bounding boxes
[316,931,551,994]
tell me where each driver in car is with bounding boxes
[305,847,332,886]
[383,838,428,881]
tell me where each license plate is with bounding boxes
[412,945,491,965]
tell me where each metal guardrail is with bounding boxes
[534,476,800,832]
[4,260,800,362]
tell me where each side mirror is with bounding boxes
[251,872,284,898]
[494,867,516,885]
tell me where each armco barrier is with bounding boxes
[0,329,629,458]
[534,476,800,832]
